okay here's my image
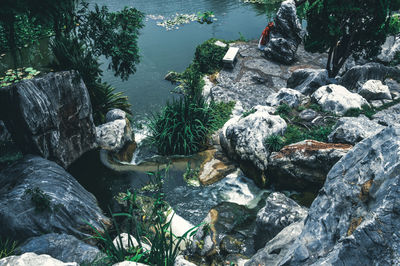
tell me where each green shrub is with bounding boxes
[265,135,285,152]
[149,95,214,155]
[283,125,305,145]
[0,238,18,259]
[194,38,228,74]
[209,101,235,130]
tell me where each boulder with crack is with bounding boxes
[311,84,369,115]
[264,0,302,64]
[267,140,353,191]
[328,115,385,145]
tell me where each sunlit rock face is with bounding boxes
[0,71,97,168]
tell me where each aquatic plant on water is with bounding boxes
[0,67,40,87]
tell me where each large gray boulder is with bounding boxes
[265,88,309,108]
[0,155,110,242]
[311,84,369,115]
[373,102,400,127]
[286,68,333,95]
[0,71,97,168]
[264,0,302,64]
[328,115,385,145]
[339,62,400,91]
[267,140,352,191]
[358,79,392,101]
[0,252,78,266]
[267,126,400,265]
[19,233,102,265]
[254,193,307,250]
[220,105,286,173]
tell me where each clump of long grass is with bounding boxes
[0,238,18,259]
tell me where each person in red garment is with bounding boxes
[258,22,274,50]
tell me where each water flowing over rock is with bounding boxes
[358,80,392,101]
[261,126,400,265]
[19,233,102,264]
[0,252,78,266]
[220,105,286,177]
[328,115,385,145]
[311,84,369,115]
[0,155,110,242]
[0,71,96,168]
[267,140,352,191]
[286,68,332,95]
[339,62,400,91]
[254,193,307,250]
[373,102,400,127]
[264,0,302,64]
[265,88,309,108]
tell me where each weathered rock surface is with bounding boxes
[378,35,400,64]
[298,109,317,122]
[19,233,102,264]
[287,68,332,95]
[220,105,286,173]
[0,155,109,242]
[373,102,400,126]
[0,71,97,168]
[268,126,400,265]
[106,108,126,122]
[358,79,392,100]
[328,115,385,145]
[254,193,307,250]
[267,140,352,191]
[264,0,302,64]
[0,120,10,142]
[0,252,78,266]
[245,221,304,266]
[311,84,369,115]
[266,88,308,108]
[339,62,400,91]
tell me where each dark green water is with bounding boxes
[88,0,279,119]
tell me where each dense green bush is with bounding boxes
[194,38,228,74]
[265,134,285,152]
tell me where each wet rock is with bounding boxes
[298,109,317,121]
[0,155,110,242]
[358,80,392,100]
[311,84,369,115]
[19,233,102,264]
[198,149,236,186]
[286,68,332,95]
[328,115,385,145]
[0,252,78,266]
[220,105,286,177]
[267,140,352,191]
[339,62,400,91]
[373,102,400,126]
[281,126,400,265]
[265,88,309,108]
[264,0,302,64]
[0,71,97,168]
[0,120,10,142]
[245,221,304,266]
[189,202,257,264]
[254,193,307,250]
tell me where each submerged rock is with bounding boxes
[267,140,352,191]
[311,84,369,115]
[328,115,385,145]
[286,68,332,95]
[0,155,109,242]
[19,233,102,264]
[358,80,392,101]
[0,252,78,266]
[268,126,400,265]
[265,88,309,108]
[264,0,302,64]
[220,105,286,181]
[0,71,97,168]
[254,193,307,250]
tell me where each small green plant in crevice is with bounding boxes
[183,162,200,187]
[265,134,285,152]
[209,100,235,130]
[309,103,322,112]
[0,67,41,87]
[24,187,52,213]
[242,108,256,118]
[275,103,291,119]
[344,104,375,119]
[0,237,18,259]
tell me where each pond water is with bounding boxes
[87,0,279,120]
